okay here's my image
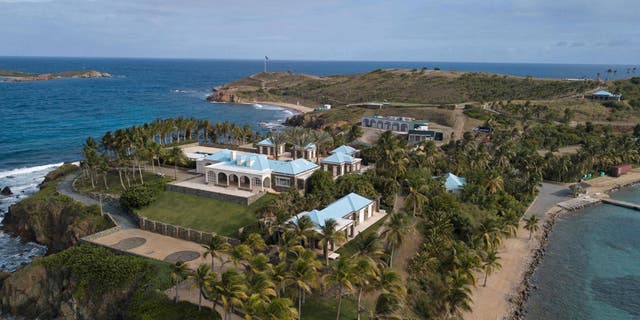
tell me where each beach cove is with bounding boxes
[464,170,640,320]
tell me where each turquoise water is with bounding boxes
[525,186,640,319]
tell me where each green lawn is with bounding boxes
[76,170,169,195]
[301,295,365,320]
[337,215,389,258]
[136,191,273,236]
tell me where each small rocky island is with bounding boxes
[0,69,111,82]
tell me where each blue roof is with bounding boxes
[331,145,357,155]
[442,172,466,191]
[593,90,620,97]
[257,138,275,146]
[269,158,318,175]
[297,193,373,228]
[204,149,271,171]
[322,152,358,164]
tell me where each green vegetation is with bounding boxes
[136,191,272,236]
[120,184,161,210]
[34,245,217,319]
[0,69,36,77]
[222,69,598,106]
[301,295,363,320]
[76,170,168,195]
[337,215,388,257]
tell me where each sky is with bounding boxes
[0,0,638,64]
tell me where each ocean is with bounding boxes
[525,185,640,319]
[0,57,638,272]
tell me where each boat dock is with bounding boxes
[600,198,640,211]
[557,196,601,211]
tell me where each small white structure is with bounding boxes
[591,90,622,101]
[316,104,332,111]
[321,146,362,178]
[256,138,285,158]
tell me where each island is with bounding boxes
[0,69,111,82]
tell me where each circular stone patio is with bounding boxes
[111,237,146,250]
[164,250,200,263]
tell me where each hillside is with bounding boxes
[208,69,600,106]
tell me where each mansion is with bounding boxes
[196,149,319,192]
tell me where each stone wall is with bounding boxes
[137,216,239,245]
[166,183,264,205]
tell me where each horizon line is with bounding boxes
[0,55,638,67]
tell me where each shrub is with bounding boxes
[120,185,158,210]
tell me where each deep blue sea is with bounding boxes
[525,186,640,319]
[0,57,638,273]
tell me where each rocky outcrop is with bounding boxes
[2,165,113,253]
[206,87,239,103]
[2,70,111,82]
[1,186,12,196]
[0,246,154,320]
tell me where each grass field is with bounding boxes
[302,295,365,320]
[136,191,273,236]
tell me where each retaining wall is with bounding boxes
[166,182,263,205]
[137,215,239,245]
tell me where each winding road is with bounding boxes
[57,172,137,229]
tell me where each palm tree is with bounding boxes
[381,212,409,267]
[486,175,505,194]
[324,256,355,320]
[445,269,473,318]
[481,250,502,287]
[225,244,252,268]
[167,146,183,180]
[353,256,378,320]
[404,183,428,217]
[216,269,248,320]
[287,247,321,318]
[202,235,231,271]
[319,219,346,266]
[288,215,316,248]
[190,264,211,311]
[261,297,299,320]
[171,260,190,303]
[523,215,540,240]
[269,132,288,160]
[352,232,384,263]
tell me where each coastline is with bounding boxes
[464,170,640,320]
[245,100,314,114]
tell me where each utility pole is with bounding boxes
[264,56,269,73]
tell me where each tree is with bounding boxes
[171,260,190,303]
[485,175,504,194]
[119,184,157,210]
[245,232,267,252]
[381,212,409,267]
[481,250,502,287]
[202,235,231,271]
[306,170,336,207]
[335,174,377,199]
[287,247,321,318]
[216,269,248,320]
[353,256,378,320]
[324,256,355,320]
[269,132,288,160]
[523,215,540,240]
[167,146,185,180]
[404,183,428,217]
[226,244,252,268]
[319,219,346,266]
[347,125,364,142]
[190,264,211,311]
[288,215,316,248]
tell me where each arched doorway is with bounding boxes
[217,172,227,185]
[240,176,251,189]
[263,177,271,189]
[229,174,239,187]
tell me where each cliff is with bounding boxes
[2,165,113,253]
[0,70,111,82]
[0,245,215,320]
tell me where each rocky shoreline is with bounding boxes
[506,180,640,320]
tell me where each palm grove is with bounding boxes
[78,109,640,318]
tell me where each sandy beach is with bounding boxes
[464,170,640,320]
[253,100,314,114]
